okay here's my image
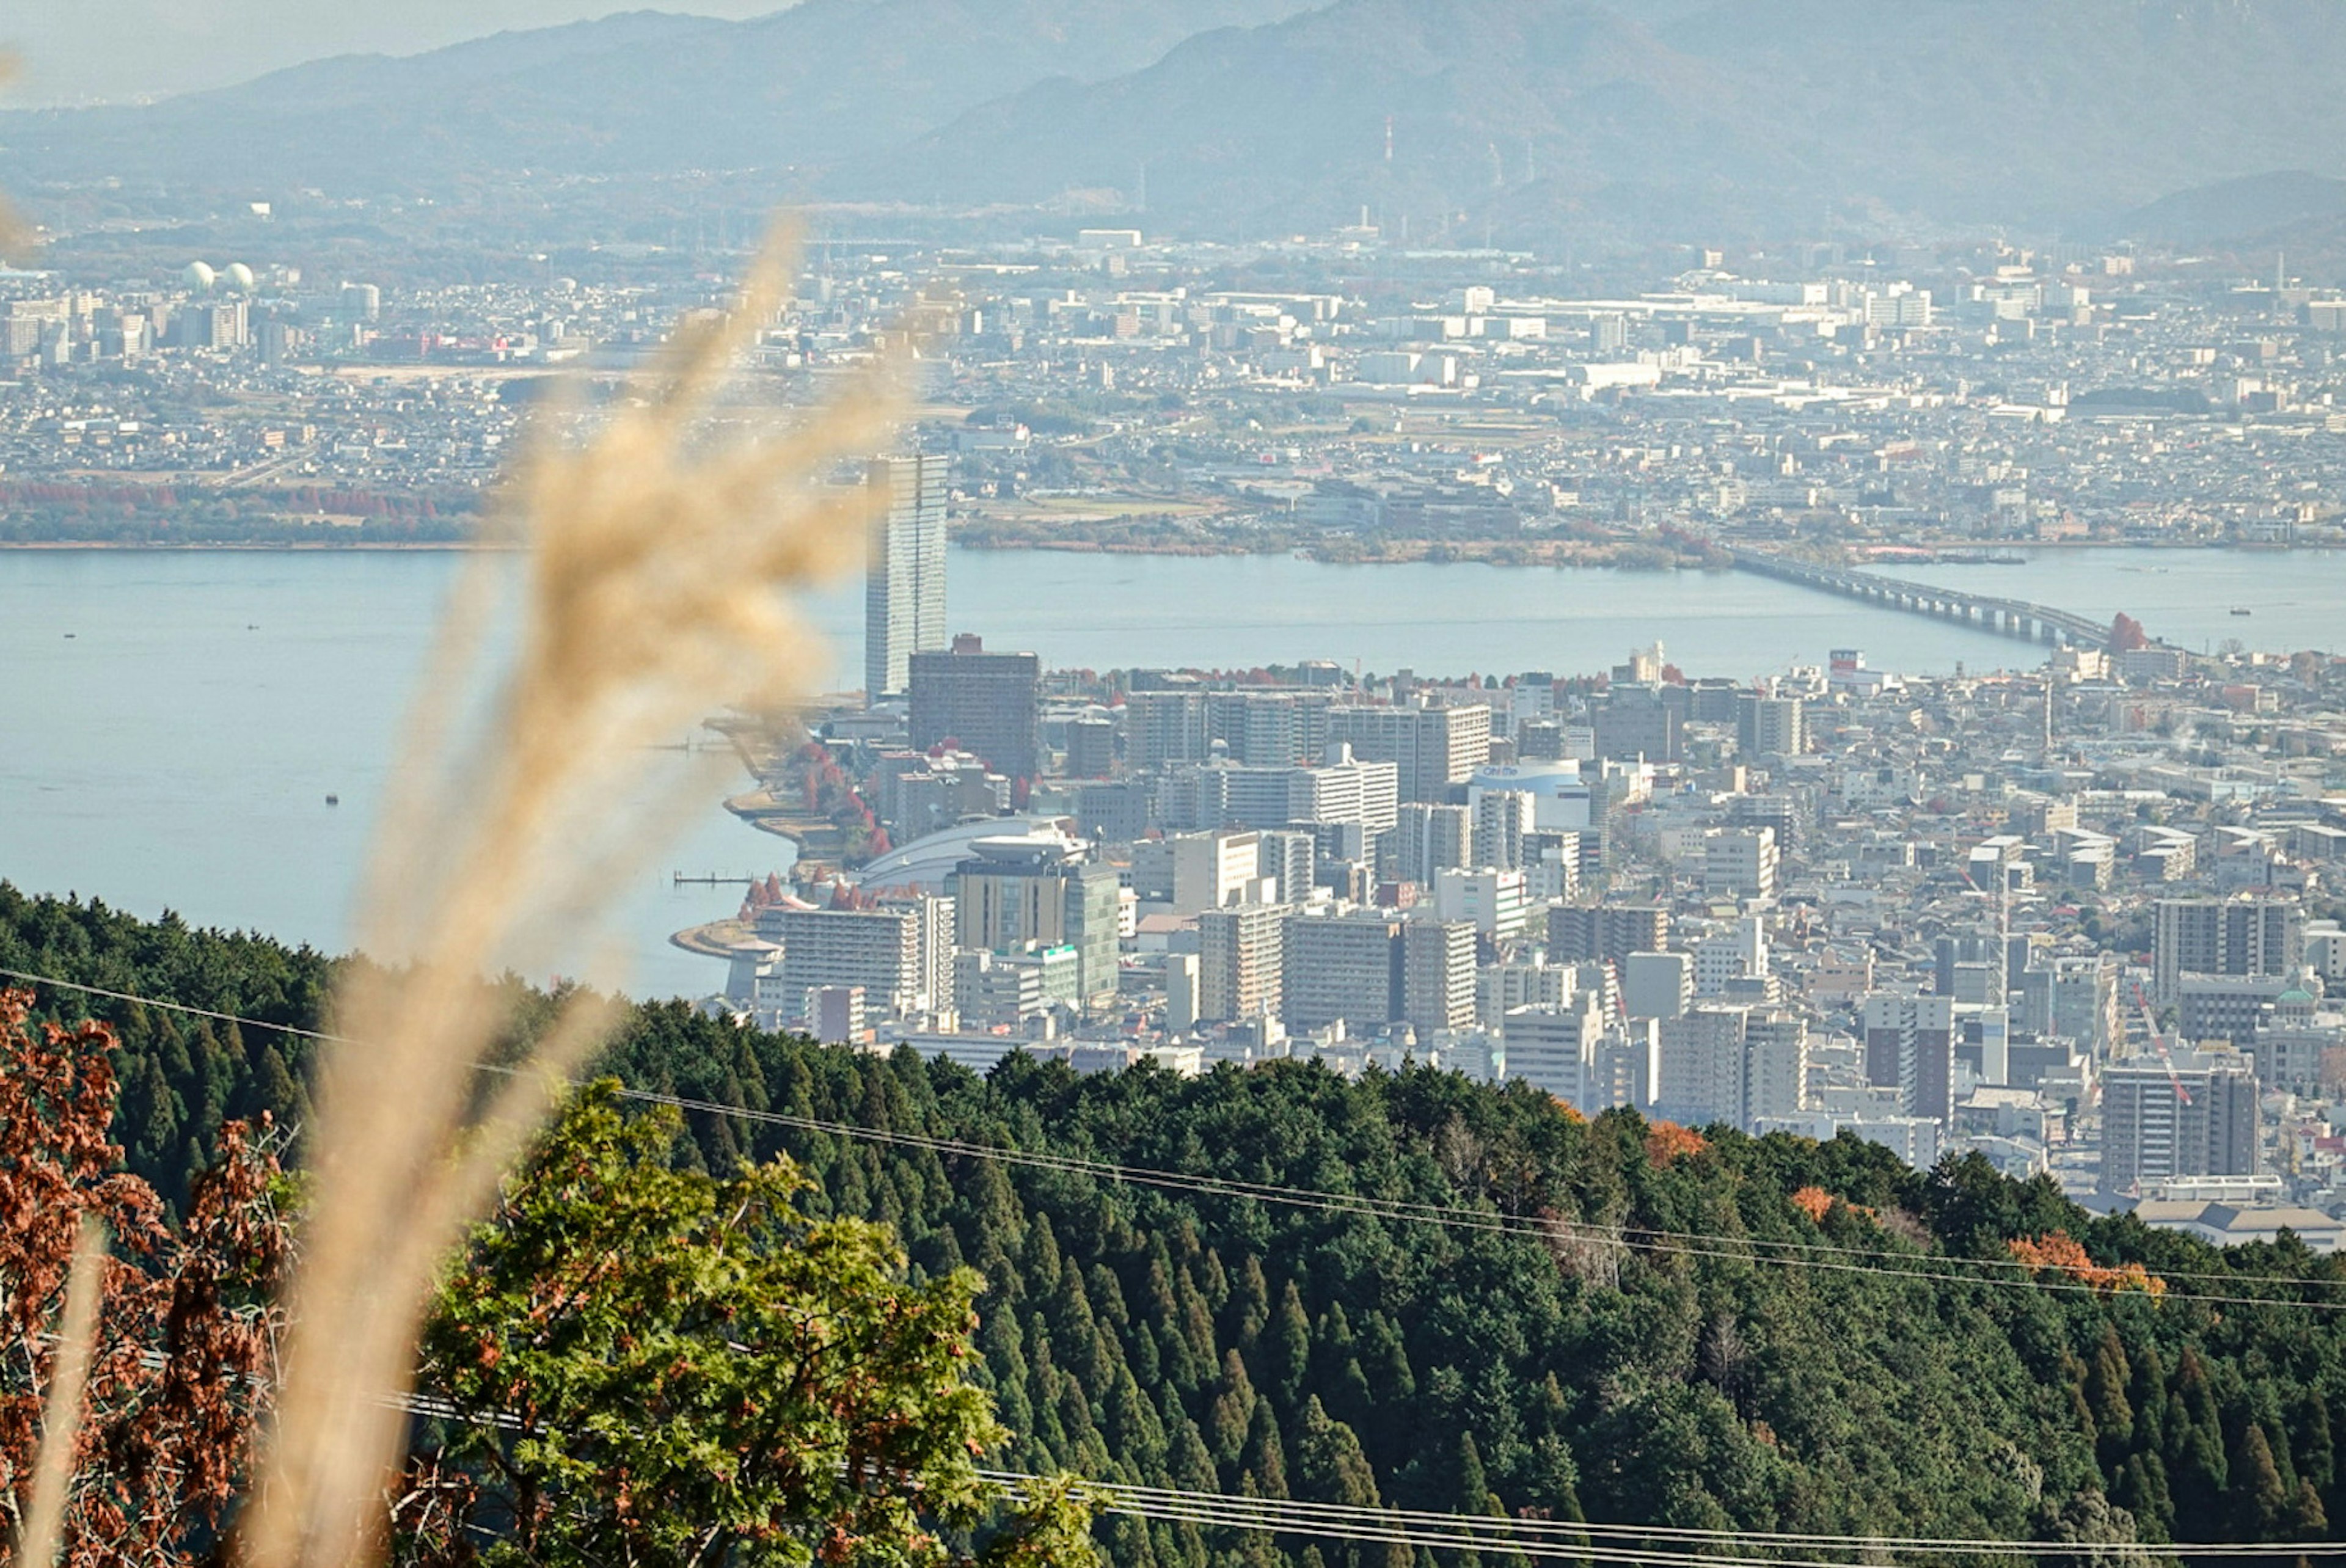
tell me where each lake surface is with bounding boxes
[3,544,2341,1001]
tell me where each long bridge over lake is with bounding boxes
[1729,548,2115,647]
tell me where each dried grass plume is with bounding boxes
[241,232,912,1568]
[18,1217,106,1568]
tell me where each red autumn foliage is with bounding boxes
[1643,1120,1711,1165]
[0,988,290,1567]
[2008,1230,2168,1300]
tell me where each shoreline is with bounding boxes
[1,536,2306,560]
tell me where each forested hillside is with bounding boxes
[9,881,2346,1560]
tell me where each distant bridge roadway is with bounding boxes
[1728,549,2119,647]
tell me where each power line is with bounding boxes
[982,1471,2311,1562]
[7,965,2345,1313]
[10,979,2328,1561]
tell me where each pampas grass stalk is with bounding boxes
[240,233,912,1568]
[18,1217,106,1568]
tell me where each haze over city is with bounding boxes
[9,6,2346,1567]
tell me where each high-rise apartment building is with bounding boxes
[1204,690,1337,766]
[750,901,943,1022]
[1387,802,1474,885]
[1592,685,1680,764]
[2153,894,2303,1002]
[1432,867,1530,941]
[910,634,1042,782]
[1403,919,1478,1037]
[864,454,949,698]
[1548,902,1670,967]
[1199,904,1287,1023]
[1063,717,1116,779]
[1169,829,1268,916]
[1862,993,1957,1123]
[1656,1005,1750,1127]
[1736,694,1806,759]
[1283,913,1405,1030]
[1504,1000,1607,1104]
[1474,789,1535,873]
[1326,703,1491,802]
[2019,955,2118,1054]
[2101,1047,2259,1191]
[1124,685,1209,771]
[1742,1008,1809,1125]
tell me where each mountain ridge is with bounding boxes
[9,0,2346,239]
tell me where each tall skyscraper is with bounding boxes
[864,454,949,699]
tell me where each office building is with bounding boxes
[910,634,1042,782]
[1064,717,1116,779]
[1862,994,1957,1123]
[1704,828,1778,902]
[950,836,1121,1012]
[2102,1048,2260,1191]
[1432,867,1530,941]
[864,454,949,698]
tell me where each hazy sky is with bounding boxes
[3,1,791,107]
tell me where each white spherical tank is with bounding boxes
[223,262,256,293]
[183,261,216,293]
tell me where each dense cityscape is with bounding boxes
[5,229,2346,552]
[20,4,2346,1563]
[10,219,2346,1246]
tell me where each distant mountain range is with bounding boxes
[8,0,2346,241]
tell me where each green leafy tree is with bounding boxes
[398,1084,1095,1568]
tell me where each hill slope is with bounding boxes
[10,880,2346,1559]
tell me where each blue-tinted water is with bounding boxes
[1,545,2337,999]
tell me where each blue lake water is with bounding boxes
[2,544,2339,999]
